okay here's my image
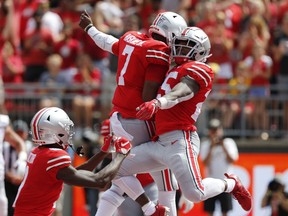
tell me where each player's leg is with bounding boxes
[150,170,178,216]
[115,182,158,216]
[96,141,167,216]
[160,130,230,202]
[96,114,158,216]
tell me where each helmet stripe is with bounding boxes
[32,107,50,140]
[152,13,162,26]
[182,27,191,36]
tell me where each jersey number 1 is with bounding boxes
[118,45,135,86]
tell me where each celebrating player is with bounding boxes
[112,26,252,214]
[79,10,189,216]
[13,107,131,216]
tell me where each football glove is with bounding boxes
[101,134,115,153]
[100,119,110,136]
[114,137,132,155]
[136,99,160,120]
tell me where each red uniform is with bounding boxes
[13,147,71,216]
[110,31,170,118]
[155,61,214,135]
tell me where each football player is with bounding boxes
[13,107,131,216]
[79,11,189,216]
[114,27,252,213]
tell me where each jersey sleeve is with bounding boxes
[46,150,71,178]
[185,62,214,88]
[111,40,120,56]
[146,43,170,66]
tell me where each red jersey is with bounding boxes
[111,31,170,118]
[13,147,71,216]
[155,61,214,135]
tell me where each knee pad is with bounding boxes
[113,176,145,200]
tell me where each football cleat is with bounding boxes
[224,173,252,211]
[150,204,170,216]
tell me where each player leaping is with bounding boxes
[112,26,252,214]
[79,10,189,216]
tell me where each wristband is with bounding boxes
[18,151,27,161]
[84,24,93,32]
[157,97,168,109]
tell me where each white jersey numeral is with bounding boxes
[118,45,135,86]
[157,71,178,98]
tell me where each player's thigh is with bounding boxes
[120,118,152,146]
[116,142,166,177]
[150,169,178,191]
[163,131,201,195]
[111,113,152,146]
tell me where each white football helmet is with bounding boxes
[30,107,74,149]
[149,11,187,45]
[172,27,211,64]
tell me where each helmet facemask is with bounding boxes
[172,27,211,65]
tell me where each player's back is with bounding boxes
[13,147,71,216]
[111,31,170,118]
[155,61,214,135]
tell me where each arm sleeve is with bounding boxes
[87,26,119,54]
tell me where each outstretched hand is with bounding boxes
[136,99,159,120]
[101,135,132,155]
[79,10,93,31]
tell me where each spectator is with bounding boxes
[1,41,24,84]
[244,42,272,131]
[21,8,55,82]
[25,0,64,42]
[3,120,32,216]
[272,12,288,130]
[54,20,82,84]
[71,54,101,139]
[39,54,68,108]
[261,174,288,216]
[138,0,165,33]
[238,14,270,60]
[200,118,239,216]
[209,11,234,86]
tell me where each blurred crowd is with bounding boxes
[0,0,288,136]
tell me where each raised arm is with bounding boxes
[79,10,118,53]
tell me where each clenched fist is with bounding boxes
[79,10,93,32]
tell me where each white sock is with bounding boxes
[95,188,125,216]
[158,191,176,215]
[142,201,156,216]
[224,179,236,193]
